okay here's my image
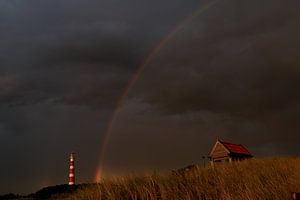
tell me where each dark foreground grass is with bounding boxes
[8,157,300,200]
[63,157,300,200]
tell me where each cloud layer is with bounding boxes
[103,0,300,174]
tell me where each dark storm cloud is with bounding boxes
[0,0,202,109]
[101,0,300,174]
[133,0,300,118]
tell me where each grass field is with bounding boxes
[8,157,300,200]
[61,157,300,200]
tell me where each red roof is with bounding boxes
[220,141,252,156]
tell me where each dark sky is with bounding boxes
[1,0,300,194]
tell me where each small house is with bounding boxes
[209,139,253,166]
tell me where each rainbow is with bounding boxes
[95,0,221,182]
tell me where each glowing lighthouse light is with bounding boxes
[68,153,75,185]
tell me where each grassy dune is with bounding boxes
[59,157,300,200]
[11,157,299,200]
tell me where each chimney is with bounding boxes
[68,153,75,185]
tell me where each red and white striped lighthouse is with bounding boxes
[68,153,75,185]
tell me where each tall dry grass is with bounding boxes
[62,157,300,200]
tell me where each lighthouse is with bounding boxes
[68,153,75,185]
